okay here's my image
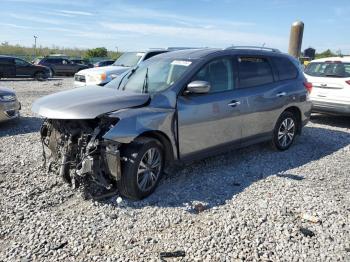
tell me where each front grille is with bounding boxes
[75,75,86,82]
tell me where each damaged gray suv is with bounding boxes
[32,47,312,199]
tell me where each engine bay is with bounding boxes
[40,118,121,194]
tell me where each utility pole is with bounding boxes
[33,35,38,57]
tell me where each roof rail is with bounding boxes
[166,47,204,51]
[226,46,281,53]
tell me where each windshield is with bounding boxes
[110,59,192,93]
[305,62,350,78]
[113,52,144,67]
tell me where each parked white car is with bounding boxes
[304,56,350,115]
[74,50,168,87]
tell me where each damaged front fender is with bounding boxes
[103,107,177,159]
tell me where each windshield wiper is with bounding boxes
[114,64,129,67]
[121,66,139,90]
[142,67,149,94]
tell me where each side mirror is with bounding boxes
[185,81,211,94]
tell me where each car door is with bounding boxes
[14,58,32,77]
[63,59,76,74]
[236,56,288,139]
[52,58,65,74]
[177,57,244,157]
[0,58,15,77]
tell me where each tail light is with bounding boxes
[346,80,350,85]
[304,81,313,93]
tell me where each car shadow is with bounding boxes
[0,116,42,137]
[310,113,350,129]
[105,125,350,211]
[0,78,64,82]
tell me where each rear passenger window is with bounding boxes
[192,58,234,93]
[0,58,13,65]
[273,57,298,80]
[238,57,274,88]
[48,59,60,64]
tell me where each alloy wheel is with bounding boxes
[277,117,295,148]
[137,147,162,192]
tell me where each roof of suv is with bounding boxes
[311,56,350,63]
[156,48,290,60]
[0,55,16,59]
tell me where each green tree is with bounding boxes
[315,49,336,59]
[85,47,108,58]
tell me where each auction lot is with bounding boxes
[0,78,349,261]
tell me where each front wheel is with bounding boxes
[117,137,164,200]
[272,111,297,151]
[34,72,47,81]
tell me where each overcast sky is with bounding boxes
[0,0,349,53]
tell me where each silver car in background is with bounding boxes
[0,87,20,122]
[32,47,312,200]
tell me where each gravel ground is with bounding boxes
[0,78,349,262]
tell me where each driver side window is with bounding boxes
[15,59,28,66]
[192,58,234,93]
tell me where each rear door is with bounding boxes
[0,57,15,77]
[177,57,244,157]
[14,58,33,77]
[51,58,65,74]
[62,59,77,74]
[236,56,288,139]
[305,62,350,104]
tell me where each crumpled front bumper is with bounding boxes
[104,148,122,181]
[75,142,122,185]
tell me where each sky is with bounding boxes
[0,0,349,53]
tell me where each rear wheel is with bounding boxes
[272,111,297,151]
[117,137,164,200]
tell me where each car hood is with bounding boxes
[0,86,16,95]
[77,65,130,76]
[32,86,150,119]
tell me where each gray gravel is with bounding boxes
[0,78,350,261]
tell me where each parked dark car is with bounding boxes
[34,57,89,76]
[71,59,94,68]
[32,47,312,200]
[0,86,21,122]
[93,60,115,68]
[0,56,50,81]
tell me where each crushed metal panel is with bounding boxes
[103,107,177,159]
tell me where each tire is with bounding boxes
[34,71,47,81]
[49,68,55,77]
[117,137,164,200]
[271,111,298,151]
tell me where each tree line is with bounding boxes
[0,42,120,61]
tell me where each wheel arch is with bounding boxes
[135,130,175,166]
[283,106,302,134]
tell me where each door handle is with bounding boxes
[276,92,287,97]
[228,100,241,107]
